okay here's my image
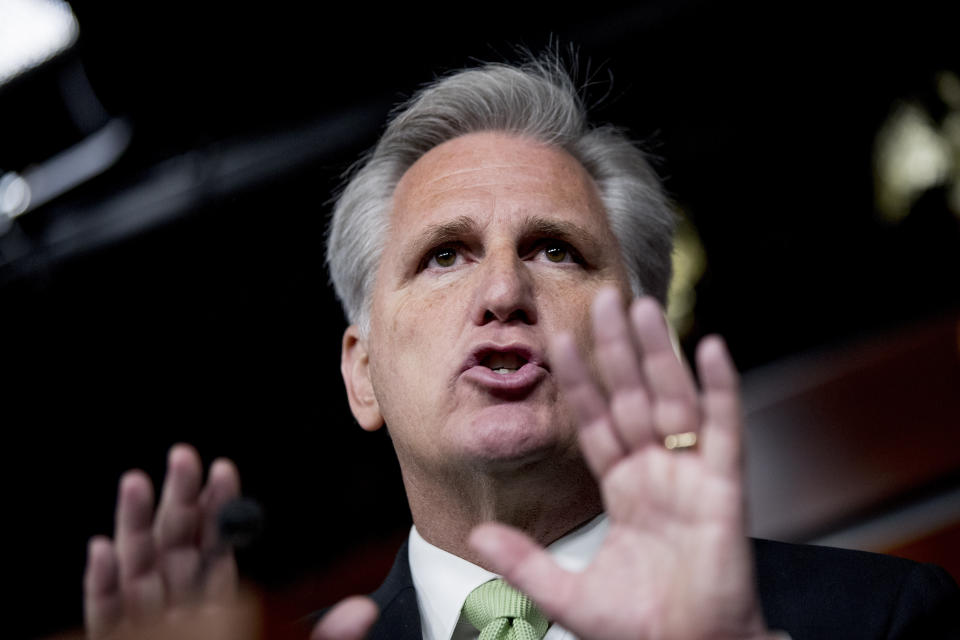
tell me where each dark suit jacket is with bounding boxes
[360,538,960,640]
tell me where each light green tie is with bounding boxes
[462,579,549,640]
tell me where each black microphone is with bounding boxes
[217,497,264,549]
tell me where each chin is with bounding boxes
[457,404,570,470]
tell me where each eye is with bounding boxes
[537,241,579,264]
[543,243,569,263]
[428,246,459,269]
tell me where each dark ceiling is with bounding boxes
[3,1,958,637]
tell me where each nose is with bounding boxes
[471,248,538,326]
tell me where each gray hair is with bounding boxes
[326,55,675,334]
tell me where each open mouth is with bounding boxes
[462,344,546,394]
[481,351,529,375]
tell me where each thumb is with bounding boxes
[469,522,575,621]
[310,595,379,640]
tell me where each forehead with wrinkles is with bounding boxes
[390,132,604,223]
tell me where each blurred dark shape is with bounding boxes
[219,497,265,550]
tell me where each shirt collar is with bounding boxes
[408,514,609,640]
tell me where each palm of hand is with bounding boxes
[575,450,759,640]
[83,445,242,638]
[470,288,768,640]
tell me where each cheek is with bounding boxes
[537,275,599,331]
[368,280,470,406]
[384,278,471,345]
[537,279,608,382]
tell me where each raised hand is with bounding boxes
[469,287,774,640]
[83,444,241,638]
[84,443,381,640]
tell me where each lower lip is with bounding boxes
[461,362,547,396]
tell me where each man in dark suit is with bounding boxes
[83,55,959,640]
[357,535,958,640]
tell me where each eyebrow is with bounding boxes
[519,217,604,257]
[404,215,479,265]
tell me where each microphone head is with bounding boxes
[217,497,265,549]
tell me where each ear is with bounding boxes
[341,325,384,432]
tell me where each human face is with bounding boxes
[357,132,632,477]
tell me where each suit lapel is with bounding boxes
[367,540,422,640]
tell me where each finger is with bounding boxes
[154,444,205,603]
[468,523,574,622]
[551,331,626,476]
[310,596,379,640]
[155,444,204,546]
[591,287,654,449]
[84,536,122,639]
[199,458,242,552]
[696,335,743,480]
[114,470,166,619]
[630,298,700,438]
[199,457,241,600]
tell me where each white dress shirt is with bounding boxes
[408,514,609,640]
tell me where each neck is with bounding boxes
[400,456,603,569]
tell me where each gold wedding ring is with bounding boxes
[664,431,698,451]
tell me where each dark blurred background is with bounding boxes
[2,1,958,637]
